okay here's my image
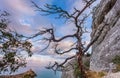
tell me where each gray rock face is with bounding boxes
[61,58,77,78]
[90,0,120,71]
[61,57,90,78]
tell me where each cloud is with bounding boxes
[0,0,99,62]
[26,55,63,67]
[58,40,74,49]
[0,0,35,15]
[9,24,34,36]
[71,0,85,10]
[31,45,42,53]
[0,0,53,36]
[67,0,101,16]
[58,23,76,36]
[30,38,76,60]
[0,0,36,36]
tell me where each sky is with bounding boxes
[0,0,100,72]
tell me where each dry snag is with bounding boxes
[31,0,102,78]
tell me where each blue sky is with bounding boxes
[0,0,100,68]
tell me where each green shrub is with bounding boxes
[74,62,81,78]
[73,58,90,78]
[84,60,90,70]
[98,72,106,77]
[112,55,120,72]
[112,55,120,65]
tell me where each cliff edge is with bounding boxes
[90,0,120,72]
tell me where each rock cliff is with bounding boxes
[90,0,120,71]
[61,58,77,78]
[61,57,90,78]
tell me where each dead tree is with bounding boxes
[31,0,102,78]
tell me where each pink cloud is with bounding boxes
[2,0,35,15]
[26,55,63,67]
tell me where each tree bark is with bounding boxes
[77,47,87,78]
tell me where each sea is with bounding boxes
[34,67,61,78]
[26,65,62,78]
[0,55,62,78]
[0,65,62,78]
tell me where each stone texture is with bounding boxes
[90,0,120,72]
[61,58,77,78]
[61,57,90,78]
[103,72,120,78]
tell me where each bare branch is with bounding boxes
[31,1,98,77]
[32,1,74,19]
[76,0,96,19]
[39,40,51,52]
[46,55,76,71]
[83,22,107,53]
[54,45,77,55]
[30,27,75,42]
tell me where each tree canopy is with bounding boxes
[0,11,33,74]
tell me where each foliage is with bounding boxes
[84,59,90,70]
[0,11,33,74]
[73,58,90,78]
[112,55,120,72]
[112,55,120,65]
[74,62,81,78]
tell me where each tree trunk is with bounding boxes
[77,48,87,78]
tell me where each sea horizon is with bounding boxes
[0,65,62,78]
[0,55,62,78]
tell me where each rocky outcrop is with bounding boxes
[61,57,90,78]
[0,69,37,78]
[90,0,120,71]
[61,58,77,78]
